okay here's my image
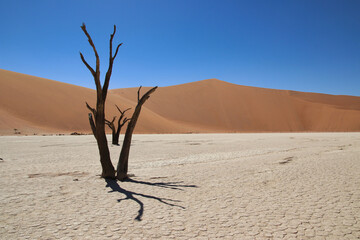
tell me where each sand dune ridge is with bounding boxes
[1,69,359,134]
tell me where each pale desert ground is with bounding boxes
[0,133,359,239]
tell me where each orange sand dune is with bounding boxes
[111,79,360,132]
[0,69,186,134]
[1,69,359,134]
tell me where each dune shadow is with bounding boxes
[105,178,197,221]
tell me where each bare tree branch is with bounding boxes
[105,116,116,126]
[109,25,116,59]
[103,25,123,101]
[113,43,122,60]
[103,26,116,96]
[115,105,131,115]
[120,117,131,128]
[81,23,100,74]
[109,25,123,60]
[115,104,121,114]
[116,106,131,129]
[111,116,116,124]
[139,86,158,104]
[86,102,97,136]
[137,86,142,102]
[80,52,96,77]
[80,23,101,92]
[85,102,96,115]
[123,107,131,114]
[88,113,96,137]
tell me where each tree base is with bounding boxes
[117,172,129,181]
[101,171,116,179]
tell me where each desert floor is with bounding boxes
[0,133,359,239]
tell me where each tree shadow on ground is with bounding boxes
[124,178,197,190]
[105,178,197,221]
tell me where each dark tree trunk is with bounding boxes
[86,102,115,178]
[94,102,115,178]
[96,125,114,177]
[117,86,157,180]
[112,129,119,145]
[112,124,122,145]
[80,23,122,179]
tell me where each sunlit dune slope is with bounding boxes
[0,69,186,134]
[1,69,360,134]
[111,79,360,132]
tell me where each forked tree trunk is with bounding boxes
[114,106,130,145]
[105,116,117,145]
[117,86,157,180]
[80,23,122,179]
[105,106,130,145]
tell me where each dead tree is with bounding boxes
[105,105,131,145]
[80,23,122,179]
[117,86,157,180]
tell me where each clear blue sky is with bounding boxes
[1,0,359,96]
